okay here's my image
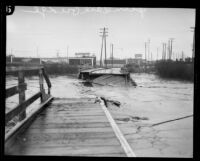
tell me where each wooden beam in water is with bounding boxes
[99,98,136,157]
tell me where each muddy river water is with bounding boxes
[6,73,193,157]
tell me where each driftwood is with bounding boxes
[100,97,121,107]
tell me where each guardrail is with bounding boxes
[5,66,53,145]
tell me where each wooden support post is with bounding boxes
[39,69,45,103]
[18,71,26,121]
[42,68,51,95]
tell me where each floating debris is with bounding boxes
[100,97,121,107]
[115,116,149,122]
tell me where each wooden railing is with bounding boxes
[5,66,53,141]
[6,66,52,124]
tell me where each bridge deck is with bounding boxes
[80,68,128,75]
[6,98,127,156]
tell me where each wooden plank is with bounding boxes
[37,113,105,117]
[6,83,27,98]
[36,114,106,119]
[48,106,102,110]
[47,106,102,110]
[20,127,114,134]
[42,106,102,111]
[6,92,41,124]
[43,109,103,113]
[18,131,117,141]
[11,135,120,147]
[48,104,100,108]
[7,145,125,156]
[34,117,109,123]
[99,98,136,157]
[29,122,112,129]
[18,71,26,121]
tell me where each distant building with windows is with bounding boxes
[135,54,143,59]
[68,53,96,67]
[41,52,96,67]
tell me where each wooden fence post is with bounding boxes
[18,71,26,121]
[39,69,45,103]
[42,68,51,95]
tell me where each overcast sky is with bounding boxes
[6,6,195,60]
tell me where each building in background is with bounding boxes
[104,58,126,67]
[68,53,96,67]
[41,57,68,64]
[135,54,143,59]
[41,52,96,67]
[126,54,145,66]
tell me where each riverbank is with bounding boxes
[125,61,194,82]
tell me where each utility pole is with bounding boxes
[157,48,158,61]
[10,48,13,56]
[169,38,175,60]
[67,46,69,58]
[100,27,108,68]
[168,40,170,60]
[67,46,69,64]
[162,43,164,60]
[148,39,150,62]
[10,48,13,63]
[56,50,59,58]
[182,51,184,61]
[145,42,147,72]
[104,30,107,68]
[100,34,103,67]
[110,44,112,59]
[191,27,195,61]
[163,43,167,61]
[36,46,39,57]
[111,43,114,68]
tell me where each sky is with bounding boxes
[6,6,196,61]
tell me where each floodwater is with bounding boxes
[5,73,193,158]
